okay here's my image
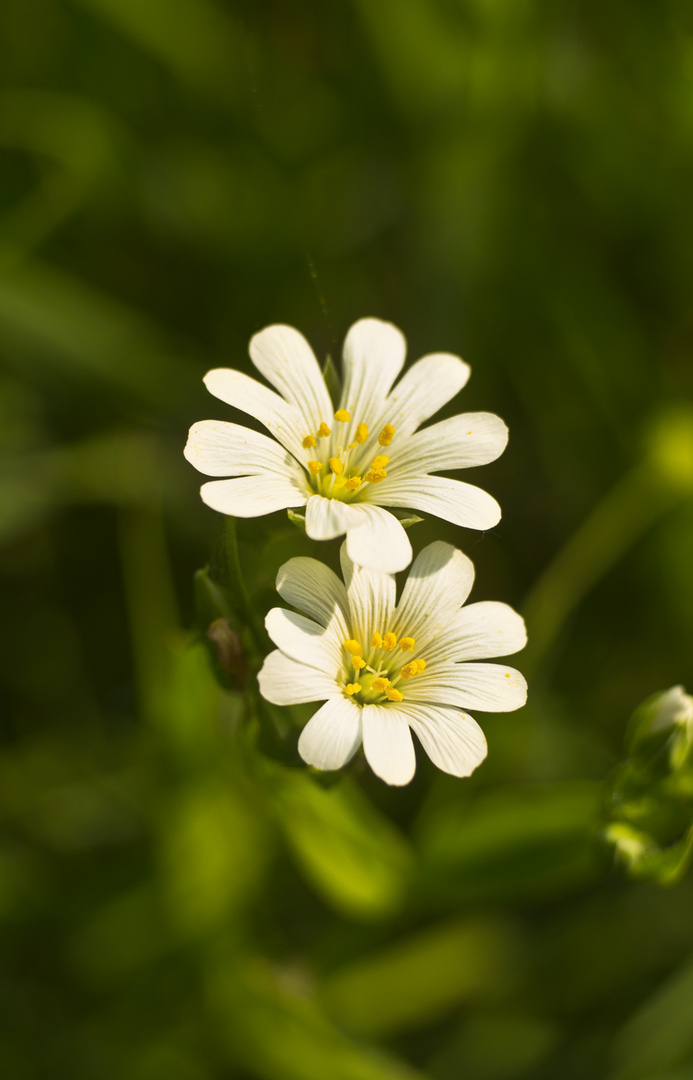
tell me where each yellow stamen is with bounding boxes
[334,409,351,422]
[317,422,331,438]
[414,658,426,674]
[372,677,390,693]
[382,632,397,652]
[400,663,416,681]
[385,687,404,702]
[364,468,387,483]
[329,457,344,475]
[307,460,323,474]
[302,434,317,449]
[355,423,369,444]
[379,424,395,446]
[399,636,415,651]
[344,476,362,491]
[352,656,366,671]
[370,454,389,469]
[348,441,358,450]
[344,639,362,656]
[345,683,362,696]
[371,631,383,649]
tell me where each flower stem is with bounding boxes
[223,518,266,657]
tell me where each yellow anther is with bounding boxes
[385,687,404,702]
[399,636,415,651]
[371,631,383,649]
[382,632,397,652]
[364,468,387,484]
[348,441,358,450]
[400,663,416,681]
[307,460,323,474]
[302,434,317,448]
[414,658,426,674]
[329,456,344,475]
[352,655,366,671]
[378,424,395,446]
[345,683,362,696]
[344,639,362,656]
[334,409,351,422]
[372,677,390,693]
[344,476,362,491]
[370,454,389,469]
[317,422,331,438]
[355,423,369,444]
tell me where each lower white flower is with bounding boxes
[258,540,527,786]
[184,317,508,573]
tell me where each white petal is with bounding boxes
[380,352,471,438]
[344,503,413,573]
[184,419,298,477]
[400,703,488,777]
[404,662,527,712]
[249,325,333,433]
[203,368,305,459]
[257,650,337,706]
[297,696,362,771]
[424,601,527,664]
[276,557,350,632]
[265,607,343,672]
[340,318,407,426]
[361,704,416,786]
[393,413,508,474]
[304,494,357,541]
[377,475,501,531]
[339,544,396,646]
[392,541,475,644]
[200,475,307,517]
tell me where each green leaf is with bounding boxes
[211,957,430,1080]
[418,781,602,906]
[321,916,518,1038]
[612,951,693,1080]
[267,768,413,919]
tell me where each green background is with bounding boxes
[2,1,693,1077]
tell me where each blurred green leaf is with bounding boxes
[74,0,242,102]
[611,951,693,1080]
[321,916,519,1038]
[418,782,602,906]
[209,956,431,1080]
[0,257,196,409]
[159,780,267,939]
[268,769,413,919]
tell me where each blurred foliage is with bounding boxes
[2,0,693,1078]
[604,686,693,885]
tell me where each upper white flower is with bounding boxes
[258,540,527,786]
[185,317,508,573]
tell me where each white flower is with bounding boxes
[258,540,527,786]
[185,318,508,573]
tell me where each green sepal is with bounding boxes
[194,565,234,629]
[287,508,307,531]
[322,351,342,404]
[392,511,424,530]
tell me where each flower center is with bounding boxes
[341,632,426,705]
[302,411,396,501]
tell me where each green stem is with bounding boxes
[223,518,266,657]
